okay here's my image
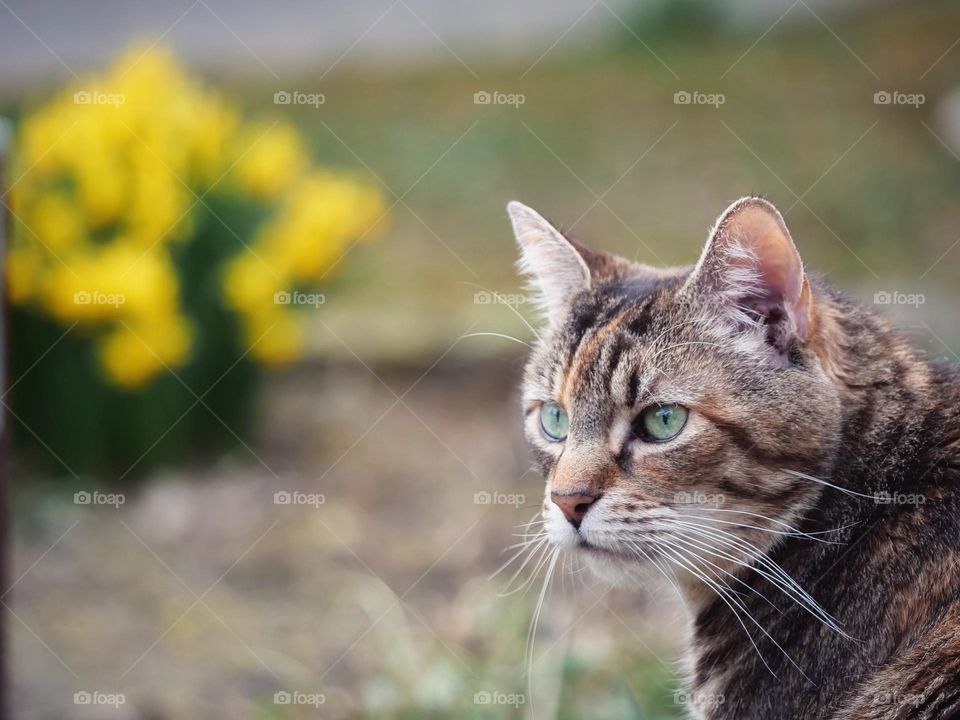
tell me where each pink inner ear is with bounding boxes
[737,208,804,305]
[708,200,811,342]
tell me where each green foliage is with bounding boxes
[617,0,728,44]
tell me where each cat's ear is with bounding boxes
[508,201,591,325]
[686,197,811,354]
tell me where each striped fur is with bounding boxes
[511,197,960,719]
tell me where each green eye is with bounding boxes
[638,404,688,442]
[539,403,569,441]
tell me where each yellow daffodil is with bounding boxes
[97,313,192,388]
[230,121,307,201]
[8,44,384,389]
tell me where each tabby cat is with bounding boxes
[508,197,960,719]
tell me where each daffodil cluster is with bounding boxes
[8,46,384,388]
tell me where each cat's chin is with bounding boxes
[568,542,650,589]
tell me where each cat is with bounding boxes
[508,196,960,720]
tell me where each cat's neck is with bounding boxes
[682,284,960,719]
[812,283,957,493]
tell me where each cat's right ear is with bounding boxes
[508,201,591,326]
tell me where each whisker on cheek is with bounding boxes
[525,548,561,689]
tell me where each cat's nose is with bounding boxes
[550,492,600,529]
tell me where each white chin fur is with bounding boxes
[580,551,647,588]
[543,503,579,548]
[543,505,649,589]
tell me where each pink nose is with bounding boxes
[550,492,600,528]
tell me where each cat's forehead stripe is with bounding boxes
[560,303,637,404]
[560,297,652,404]
[542,272,685,407]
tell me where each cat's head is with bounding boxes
[509,197,841,587]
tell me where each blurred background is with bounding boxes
[1,0,959,717]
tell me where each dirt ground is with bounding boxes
[10,359,685,719]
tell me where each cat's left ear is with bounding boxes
[508,201,591,326]
[686,197,811,354]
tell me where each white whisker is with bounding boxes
[459,281,542,341]
[461,332,532,348]
[654,542,779,677]
[493,535,550,595]
[670,512,843,545]
[782,469,877,500]
[682,507,858,540]
[663,533,782,612]
[625,539,686,603]
[665,519,849,638]
[526,547,560,685]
